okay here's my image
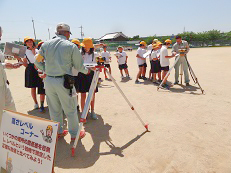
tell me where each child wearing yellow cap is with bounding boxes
[20,37,46,111]
[160,39,176,89]
[150,44,161,84]
[71,39,81,49]
[76,38,100,120]
[135,41,147,84]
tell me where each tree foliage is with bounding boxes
[129,30,231,46]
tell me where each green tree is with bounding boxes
[206,30,221,45]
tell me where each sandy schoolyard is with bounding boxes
[4,47,231,173]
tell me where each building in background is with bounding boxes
[97,32,128,42]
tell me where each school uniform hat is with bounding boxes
[71,39,80,45]
[157,41,162,45]
[56,23,72,34]
[24,36,35,43]
[140,41,147,46]
[80,38,94,48]
[117,45,123,49]
[37,41,44,47]
[175,35,181,39]
[153,39,158,43]
[152,44,159,49]
[165,39,172,44]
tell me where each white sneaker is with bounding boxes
[34,104,39,109]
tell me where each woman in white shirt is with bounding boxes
[21,37,45,111]
[76,38,99,120]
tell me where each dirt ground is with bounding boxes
[5,47,231,173]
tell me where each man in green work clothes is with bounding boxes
[34,23,90,141]
[172,35,190,86]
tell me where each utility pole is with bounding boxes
[79,25,84,39]
[183,26,186,33]
[32,17,37,40]
[48,28,51,39]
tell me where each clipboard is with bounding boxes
[4,42,27,58]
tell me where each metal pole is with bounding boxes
[105,68,148,130]
[157,55,180,90]
[180,57,183,84]
[31,18,37,40]
[72,69,100,156]
[79,25,83,39]
[48,28,50,39]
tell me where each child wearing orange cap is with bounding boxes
[76,38,100,120]
[159,39,176,89]
[150,44,162,84]
[135,41,147,84]
[71,39,81,49]
[20,37,46,110]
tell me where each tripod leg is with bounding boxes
[180,60,183,85]
[157,56,180,90]
[185,58,205,94]
[105,68,149,131]
[72,69,100,156]
[185,57,196,84]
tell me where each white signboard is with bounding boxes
[0,110,59,173]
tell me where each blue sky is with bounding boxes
[0,0,231,43]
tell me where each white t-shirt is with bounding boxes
[72,52,99,76]
[160,45,169,67]
[137,47,146,65]
[25,49,38,64]
[101,51,111,64]
[150,50,158,61]
[115,51,127,65]
[147,44,153,51]
[82,52,99,63]
[156,49,161,58]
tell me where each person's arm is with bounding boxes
[1,63,12,69]
[1,62,20,69]
[109,52,112,61]
[185,41,190,54]
[172,43,177,54]
[136,54,146,60]
[72,46,89,75]
[126,56,128,63]
[20,58,28,67]
[165,49,176,58]
[136,49,145,60]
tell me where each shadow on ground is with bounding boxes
[169,84,203,95]
[54,115,148,169]
[27,107,51,120]
[27,107,68,129]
